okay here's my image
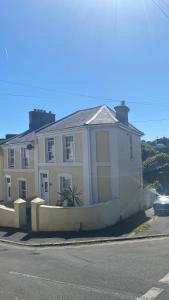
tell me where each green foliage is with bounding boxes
[149,181,164,194]
[143,153,169,168]
[143,152,169,195]
[58,185,83,207]
[142,142,157,161]
[133,222,150,235]
[156,137,169,147]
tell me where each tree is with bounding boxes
[143,153,169,169]
[141,141,157,161]
[143,153,169,195]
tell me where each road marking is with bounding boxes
[9,271,135,299]
[137,287,164,300]
[159,273,169,284]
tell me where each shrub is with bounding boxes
[58,185,83,207]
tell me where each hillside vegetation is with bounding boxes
[142,137,169,195]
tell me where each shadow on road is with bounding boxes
[0,211,151,243]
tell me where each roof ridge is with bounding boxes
[36,105,103,133]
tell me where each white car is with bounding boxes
[153,195,169,215]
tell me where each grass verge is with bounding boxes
[133,222,151,235]
[130,215,158,236]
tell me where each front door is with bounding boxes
[5,176,12,202]
[40,172,49,203]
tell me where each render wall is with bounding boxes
[37,200,120,231]
[37,130,83,164]
[0,199,26,228]
[117,127,143,219]
[90,127,113,204]
[38,165,84,205]
[0,149,3,201]
[90,125,144,219]
[2,172,36,204]
[32,188,155,232]
[3,147,34,169]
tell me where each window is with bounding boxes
[59,175,72,193]
[129,135,133,159]
[8,148,15,168]
[18,180,27,199]
[63,136,74,162]
[21,148,29,168]
[45,138,55,162]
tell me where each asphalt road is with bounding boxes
[1,238,169,300]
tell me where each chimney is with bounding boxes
[5,134,18,140]
[114,101,130,125]
[29,109,55,130]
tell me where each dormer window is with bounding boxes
[45,138,55,162]
[8,148,15,168]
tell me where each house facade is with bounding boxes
[0,102,144,219]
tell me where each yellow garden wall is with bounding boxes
[32,199,120,232]
[31,188,156,232]
[0,199,26,228]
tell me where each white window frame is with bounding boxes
[8,148,15,168]
[18,178,27,200]
[58,174,73,193]
[63,135,75,162]
[45,137,55,162]
[39,170,49,203]
[21,147,29,169]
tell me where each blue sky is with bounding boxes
[0,0,169,140]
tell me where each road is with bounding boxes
[1,238,169,299]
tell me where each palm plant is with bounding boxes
[58,185,83,207]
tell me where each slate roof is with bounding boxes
[2,105,143,145]
[36,106,104,134]
[4,130,35,145]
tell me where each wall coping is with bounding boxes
[40,199,119,210]
[0,205,14,212]
[15,199,26,204]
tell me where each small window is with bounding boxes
[63,136,74,162]
[8,148,15,168]
[18,180,27,199]
[60,175,72,193]
[45,138,55,162]
[21,148,29,168]
[129,135,133,159]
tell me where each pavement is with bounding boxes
[135,212,169,237]
[1,237,169,299]
[1,208,168,247]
